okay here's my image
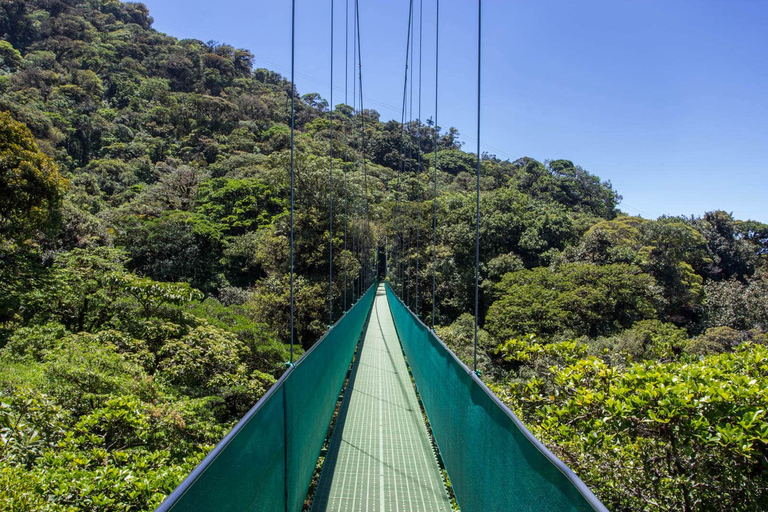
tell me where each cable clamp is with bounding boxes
[284,361,295,368]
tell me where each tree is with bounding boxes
[571,216,710,325]
[435,313,495,377]
[571,216,647,264]
[195,177,284,236]
[735,219,768,261]
[637,218,709,324]
[121,210,224,293]
[425,148,476,176]
[301,93,329,112]
[509,158,621,219]
[607,319,690,362]
[437,186,578,321]
[21,247,127,332]
[486,263,658,340]
[494,341,768,511]
[0,111,67,244]
[0,41,22,73]
[693,211,755,280]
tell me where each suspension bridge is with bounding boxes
[156,0,609,511]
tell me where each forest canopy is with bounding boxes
[0,1,766,511]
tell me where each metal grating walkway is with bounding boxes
[312,284,453,512]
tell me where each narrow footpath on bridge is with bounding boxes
[312,284,453,512]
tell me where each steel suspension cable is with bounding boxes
[352,175,357,301]
[356,110,363,294]
[285,3,297,493]
[474,0,482,374]
[432,0,439,328]
[406,7,415,308]
[352,0,363,300]
[329,0,334,326]
[415,0,423,316]
[352,174,357,301]
[343,0,349,311]
[352,172,358,301]
[351,153,356,302]
[399,0,414,299]
[351,3,359,301]
[354,0,369,292]
[289,0,296,364]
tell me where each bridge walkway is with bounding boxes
[312,284,452,512]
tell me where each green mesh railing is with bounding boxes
[385,283,608,512]
[156,283,377,512]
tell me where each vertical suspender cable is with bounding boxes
[405,14,416,308]
[473,0,482,374]
[353,0,360,297]
[398,0,413,299]
[352,188,356,302]
[343,0,348,311]
[357,90,364,293]
[329,0,334,325]
[415,0,422,316]
[355,0,369,292]
[352,179,357,301]
[432,0,439,328]
[285,3,297,506]
[289,0,296,365]
[405,2,412,300]
[385,233,389,278]
[352,170,357,301]
[352,4,358,301]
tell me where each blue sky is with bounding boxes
[141,0,768,223]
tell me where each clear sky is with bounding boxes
[141,0,768,223]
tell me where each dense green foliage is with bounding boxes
[491,338,768,511]
[0,110,67,243]
[486,263,657,340]
[0,1,766,510]
[0,247,286,511]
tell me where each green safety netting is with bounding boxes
[385,283,608,512]
[156,283,378,512]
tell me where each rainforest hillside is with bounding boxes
[1,1,767,510]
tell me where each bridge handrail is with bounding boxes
[386,282,609,512]
[155,282,378,512]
